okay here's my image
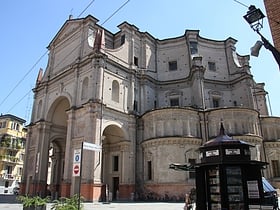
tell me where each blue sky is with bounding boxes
[0,0,279,123]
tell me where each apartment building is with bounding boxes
[0,114,26,182]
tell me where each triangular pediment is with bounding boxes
[48,15,98,48]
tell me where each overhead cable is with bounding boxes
[2,0,97,113]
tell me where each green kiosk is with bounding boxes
[195,124,272,210]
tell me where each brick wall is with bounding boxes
[264,0,280,51]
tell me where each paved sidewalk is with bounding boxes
[0,202,185,210]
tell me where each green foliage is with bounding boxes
[51,194,83,210]
[17,195,49,207]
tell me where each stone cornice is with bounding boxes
[103,140,130,152]
[141,137,202,149]
[264,141,280,148]
[234,135,263,145]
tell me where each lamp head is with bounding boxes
[243,5,265,32]
[250,40,263,57]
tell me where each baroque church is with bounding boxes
[22,15,280,201]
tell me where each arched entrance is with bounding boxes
[101,124,133,201]
[46,97,69,199]
[47,139,65,199]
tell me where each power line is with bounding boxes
[4,0,131,115]
[233,0,249,8]
[101,0,130,25]
[7,89,32,113]
[0,50,47,108]
[24,86,33,124]
[78,0,96,17]
[52,0,131,70]
[1,0,98,114]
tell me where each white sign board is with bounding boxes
[83,142,102,151]
[206,149,219,157]
[73,149,81,163]
[225,148,240,155]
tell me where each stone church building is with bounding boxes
[22,15,280,201]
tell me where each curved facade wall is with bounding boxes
[141,108,201,140]
[206,108,261,138]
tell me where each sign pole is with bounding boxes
[78,142,84,210]
[75,141,101,208]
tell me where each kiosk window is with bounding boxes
[226,166,244,208]
[207,166,221,209]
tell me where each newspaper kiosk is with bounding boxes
[195,124,269,210]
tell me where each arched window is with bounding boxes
[81,77,89,100]
[112,80,120,102]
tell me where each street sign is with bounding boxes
[73,163,80,177]
[73,149,81,163]
[73,149,81,177]
[83,142,102,151]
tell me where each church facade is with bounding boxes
[22,15,280,201]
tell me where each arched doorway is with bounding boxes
[46,97,69,199]
[102,124,132,201]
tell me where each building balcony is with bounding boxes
[0,155,21,164]
[0,144,24,151]
[1,174,15,180]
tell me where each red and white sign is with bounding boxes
[73,163,80,177]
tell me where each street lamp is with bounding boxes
[243,5,280,70]
[243,5,265,32]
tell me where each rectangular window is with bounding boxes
[133,100,138,111]
[19,167,23,176]
[168,61,177,71]
[213,98,220,108]
[20,153,24,161]
[134,56,139,66]
[6,165,12,175]
[190,41,198,55]
[208,62,216,71]
[170,98,179,106]
[272,160,280,177]
[147,161,152,180]
[121,34,125,45]
[113,156,119,172]
[189,159,196,179]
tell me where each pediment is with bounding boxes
[48,15,98,48]
[48,20,83,48]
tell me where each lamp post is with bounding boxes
[243,5,280,70]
